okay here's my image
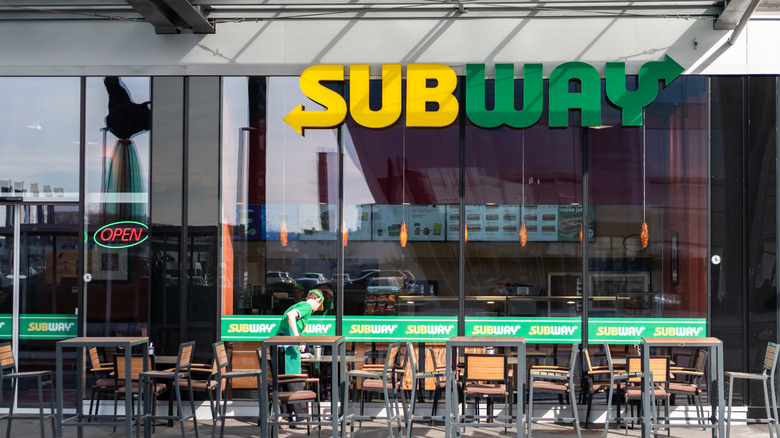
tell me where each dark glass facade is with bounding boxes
[0,73,777,411]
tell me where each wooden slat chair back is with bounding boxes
[178,342,195,372]
[0,344,15,373]
[764,343,778,374]
[464,354,508,382]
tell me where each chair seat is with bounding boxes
[362,378,399,390]
[531,380,569,392]
[223,370,261,378]
[464,383,507,396]
[6,370,51,379]
[625,385,669,398]
[140,370,186,380]
[726,371,767,380]
[590,382,621,393]
[93,378,121,388]
[668,382,698,393]
[178,379,218,391]
[279,390,317,403]
[117,382,167,395]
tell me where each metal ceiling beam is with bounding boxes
[162,0,214,33]
[715,0,760,29]
[125,0,179,33]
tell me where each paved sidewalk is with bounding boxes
[6,418,773,437]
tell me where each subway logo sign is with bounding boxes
[284,56,684,134]
[0,315,78,340]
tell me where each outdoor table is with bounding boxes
[56,336,149,438]
[444,336,526,438]
[640,337,724,438]
[259,336,346,438]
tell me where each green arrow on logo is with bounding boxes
[606,55,685,126]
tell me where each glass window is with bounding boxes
[0,78,80,201]
[587,76,708,322]
[222,77,339,395]
[464,77,583,337]
[84,77,151,339]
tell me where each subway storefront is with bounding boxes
[0,5,778,414]
[220,61,711,360]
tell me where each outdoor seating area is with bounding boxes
[5,334,779,438]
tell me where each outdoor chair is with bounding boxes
[603,343,641,438]
[528,342,581,438]
[138,340,199,438]
[177,359,218,429]
[461,353,511,428]
[0,342,55,438]
[212,341,262,438]
[259,347,320,436]
[726,342,779,438]
[344,341,407,438]
[112,354,162,432]
[584,346,615,428]
[405,343,446,438]
[668,349,707,429]
[87,346,116,421]
[625,355,671,436]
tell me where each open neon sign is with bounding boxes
[94,221,149,249]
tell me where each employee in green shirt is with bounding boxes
[274,286,333,424]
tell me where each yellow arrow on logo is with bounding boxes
[283,64,347,136]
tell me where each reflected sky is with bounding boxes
[0,77,80,199]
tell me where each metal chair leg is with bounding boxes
[6,379,16,438]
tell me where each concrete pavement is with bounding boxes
[6,417,773,437]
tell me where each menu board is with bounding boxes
[521,205,559,242]
[298,204,337,240]
[372,205,446,241]
[446,205,522,241]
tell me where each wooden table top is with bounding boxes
[642,337,721,345]
[261,336,345,345]
[57,336,148,347]
[302,355,367,363]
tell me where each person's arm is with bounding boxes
[286,309,301,336]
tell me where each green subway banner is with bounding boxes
[0,315,77,339]
[589,318,707,343]
[221,316,336,341]
[466,318,581,343]
[221,316,457,341]
[0,316,9,338]
[221,316,706,343]
[465,317,706,343]
[344,316,457,341]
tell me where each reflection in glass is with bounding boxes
[588,76,707,319]
[85,77,151,339]
[464,76,583,318]
[0,78,80,201]
[344,88,460,318]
